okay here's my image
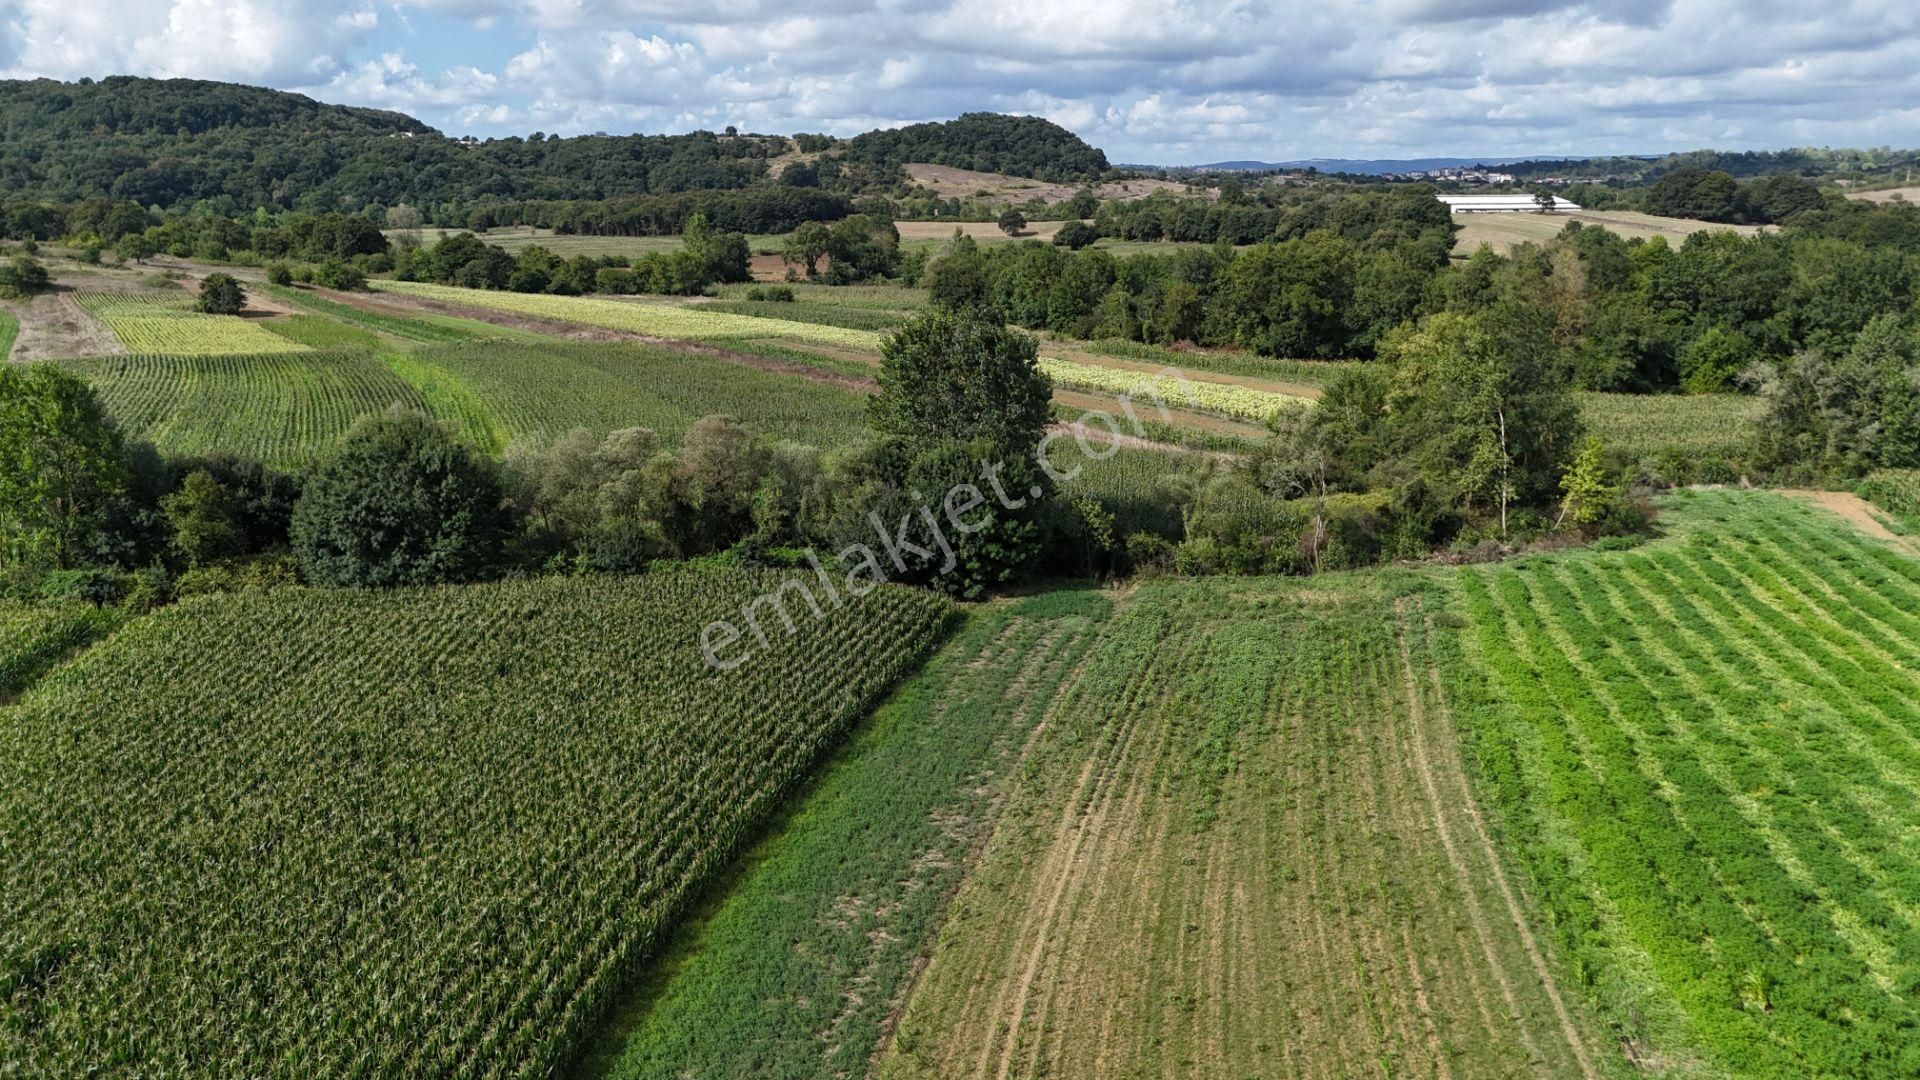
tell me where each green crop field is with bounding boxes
[397,339,874,447]
[59,349,428,465]
[877,572,1609,1079]
[0,569,950,1076]
[262,283,482,344]
[0,308,18,360]
[1452,489,1920,1076]
[74,291,308,356]
[1577,391,1761,464]
[698,299,912,332]
[591,589,1113,1078]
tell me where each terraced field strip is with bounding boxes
[588,589,1115,1078]
[59,349,429,466]
[1453,489,1920,1077]
[880,576,1606,1079]
[73,291,308,356]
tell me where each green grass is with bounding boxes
[588,588,1113,1078]
[1449,488,1920,1077]
[259,313,385,351]
[402,339,874,448]
[709,282,928,312]
[0,308,18,360]
[261,283,479,344]
[1077,339,1374,391]
[0,602,118,699]
[0,569,952,1076]
[59,349,427,466]
[699,299,911,333]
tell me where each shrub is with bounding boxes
[1053,220,1099,250]
[0,255,52,299]
[745,285,796,302]
[267,264,294,287]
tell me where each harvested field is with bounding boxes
[1453,209,1763,255]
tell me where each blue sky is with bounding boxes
[4,1,1919,164]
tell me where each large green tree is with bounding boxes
[290,407,509,587]
[0,365,131,570]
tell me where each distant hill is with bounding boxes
[843,113,1110,183]
[0,78,1110,211]
[1164,156,1606,175]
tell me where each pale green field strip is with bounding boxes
[881,574,1609,1079]
[73,291,308,356]
[587,589,1114,1078]
[1453,489,1920,1077]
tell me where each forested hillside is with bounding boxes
[843,113,1111,181]
[0,79,1108,213]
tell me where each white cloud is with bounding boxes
[4,0,1920,161]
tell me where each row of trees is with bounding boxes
[390,216,750,297]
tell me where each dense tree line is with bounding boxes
[392,217,750,296]
[458,188,855,236]
[841,113,1112,182]
[1499,146,1920,184]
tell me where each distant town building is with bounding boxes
[1437,194,1583,213]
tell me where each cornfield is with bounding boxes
[1038,357,1303,423]
[74,291,307,356]
[58,350,429,465]
[0,568,951,1075]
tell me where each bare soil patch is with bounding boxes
[1779,488,1920,554]
[9,289,123,361]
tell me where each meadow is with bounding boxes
[1452,489,1920,1076]
[1451,209,1764,256]
[0,569,950,1076]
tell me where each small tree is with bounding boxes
[997,208,1028,237]
[1052,220,1098,250]
[117,232,159,264]
[0,255,52,299]
[1557,438,1622,531]
[291,407,509,587]
[195,273,246,315]
[783,221,831,277]
[1533,189,1557,214]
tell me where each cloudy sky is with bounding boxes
[2,0,1917,164]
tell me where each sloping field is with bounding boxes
[881,574,1608,1079]
[0,602,118,699]
[59,349,428,466]
[1453,210,1762,255]
[0,570,950,1076]
[74,291,308,356]
[1453,489,1920,1076]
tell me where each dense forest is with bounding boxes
[1499,146,1920,183]
[0,79,1105,216]
[841,113,1112,181]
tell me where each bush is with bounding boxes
[1053,220,1099,250]
[267,264,294,287]
[0,255,52,299]
[291,407,509,587]
[744,285,796,302]
[195,273,246,316]
[312,260,368,291]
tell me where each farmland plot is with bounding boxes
[881,575,1607,1079]
[74,291,307,356]
[0,602,117,699]
[0,569,950,1076]
[59,349,428,465]
[1453,489,1920,1077]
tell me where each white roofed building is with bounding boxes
[1437,194,1583,213]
